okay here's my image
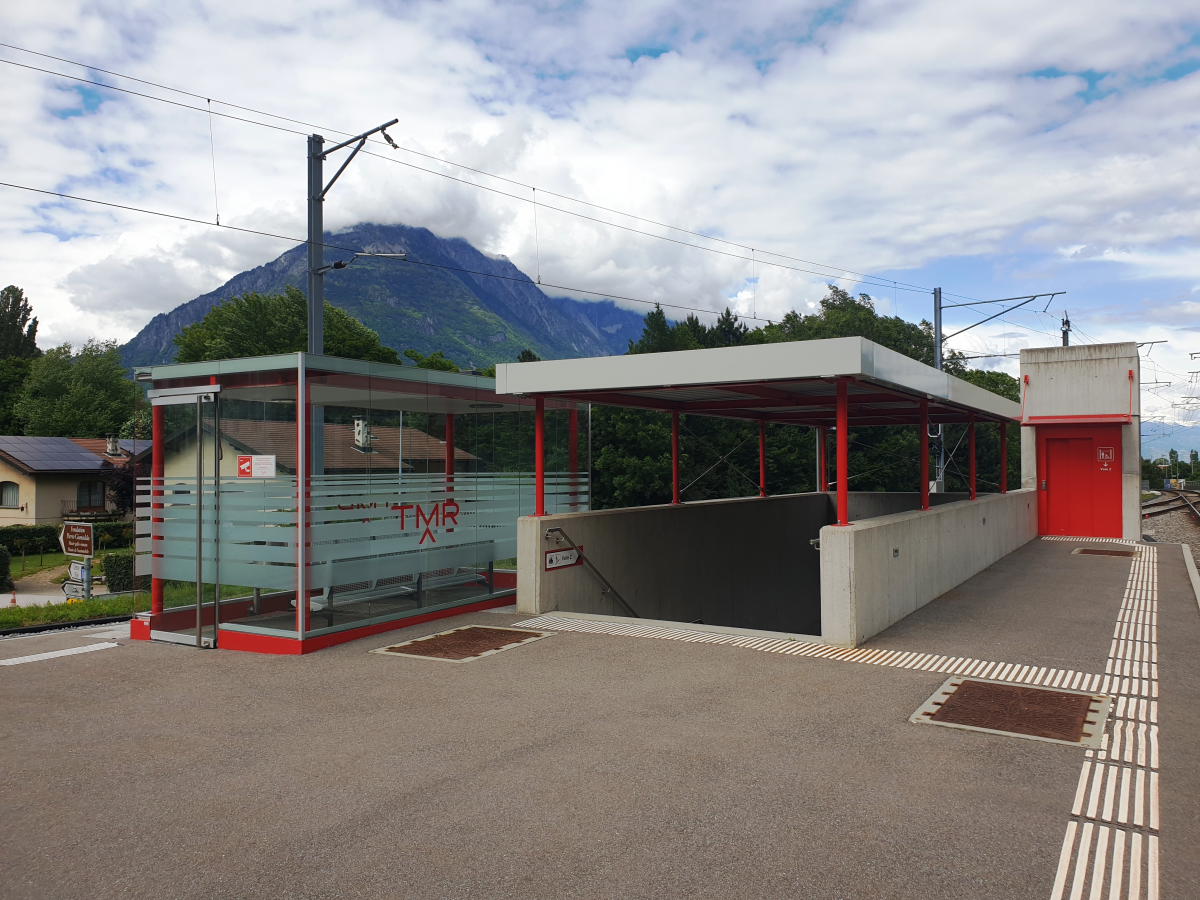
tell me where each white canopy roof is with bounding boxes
[495,336,1020,425]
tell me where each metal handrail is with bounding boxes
[544,526,639,618]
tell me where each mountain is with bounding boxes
[120,223,647,368]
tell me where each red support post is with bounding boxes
[444,413,455,480]
[534,397,545,517]
[836,381,849,526]
[151,404,165,615]
[758,421,766,497]
[671,412,680,505]
[968,414,977,500]
[919,400,930,511]
[999,420,1008,494]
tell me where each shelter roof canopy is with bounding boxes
[494,336,1020,425]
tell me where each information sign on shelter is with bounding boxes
[237,455,276,478]
[60,522,94,557]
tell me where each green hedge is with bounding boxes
[100,549,147,593]
[0,524,59,555]
[0,522,135,556]
[0,545,11,592]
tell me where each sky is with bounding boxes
[1,0,1198,458]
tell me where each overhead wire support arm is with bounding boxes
[307,118,399,356]
[941,292,1063,342]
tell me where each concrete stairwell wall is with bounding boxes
[819,489,1038,647]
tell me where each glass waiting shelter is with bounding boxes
[131,353,587,653]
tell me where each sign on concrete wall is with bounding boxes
[59,522,94,557]
[237,455,276,478]
[545,546,583,570]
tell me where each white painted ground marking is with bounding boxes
[1068,821,1093,900]
[1128,834,1142,900]
[1050,821,1078,900]
[0,642,118,666]
[1046,541,1160,900]
[1087,826,1108,900]
[1147,835,1159,900]
[1109,829,1126,900]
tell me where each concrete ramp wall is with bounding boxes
[819,489,1038,647]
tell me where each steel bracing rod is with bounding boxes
[942,293,1062,342]
[940,291,1063,310]
[544,527,638,618]
[319,138,366,200]
[322,118,398,156]
[320,119,398,198]
[679,426,759,494]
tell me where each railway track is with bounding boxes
[1141,488,1200,519]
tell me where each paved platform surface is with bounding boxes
[0,538,1196,899]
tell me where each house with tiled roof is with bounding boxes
[0,436,150,526]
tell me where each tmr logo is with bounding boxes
[1097,447,1115,462]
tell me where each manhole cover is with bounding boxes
[371,625,550,663]
[1072,548,1137,558]
[911,677,1110,747]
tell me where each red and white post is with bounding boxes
[836,381,849,526]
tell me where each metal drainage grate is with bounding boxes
[1072,547,1137,558]
[910,677,1110,748]
[371,625,551,663]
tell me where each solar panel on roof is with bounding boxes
[0,436,106,471]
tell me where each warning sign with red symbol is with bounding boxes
[237,455,276,478]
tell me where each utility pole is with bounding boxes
[1061,310,1071,347]
[306,119,398,355]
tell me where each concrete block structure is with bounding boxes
[1019,343,1141,541]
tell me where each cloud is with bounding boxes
[0,0,1197,415]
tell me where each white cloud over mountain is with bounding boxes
[0,0,1198,449]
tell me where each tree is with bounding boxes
[0,286,40,359]
[0,357,32,434]
[403,349,460,372]
[173,286,401,364]
[516,348,542,362]
[591,285,1021,510]
[13,340,142,438]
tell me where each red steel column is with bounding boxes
[671,412,680,505]
[836,381,849,526]
[444,412,455,481]
[968,414,977,500]
[151,404,165,615]
[758,421,767,497]
[919,401,930,511]
[999,421,1008,493]
[534,397,545,516]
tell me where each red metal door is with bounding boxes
[1037,425,1122,537]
